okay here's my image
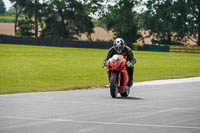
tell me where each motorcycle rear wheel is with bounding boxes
[110,75,118,98]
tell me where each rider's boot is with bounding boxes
[128,75,133,87]
[127,67,134,87]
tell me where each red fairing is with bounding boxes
[107,55,129,93]
[107,57,126,71]
[118,69,129,93]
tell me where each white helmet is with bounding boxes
[114,38,125,53]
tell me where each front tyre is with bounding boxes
[110,75,118,98]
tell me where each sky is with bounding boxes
[2,0,46,10]
[2,0,11,11]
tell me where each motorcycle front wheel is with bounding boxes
[110,75,118,98]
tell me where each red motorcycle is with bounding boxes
[106,54,130,98]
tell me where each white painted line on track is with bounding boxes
[127,108,180,119]
[0,119,54,130]
[1,116,200,130]
[170,117,200,125]
[134,77,200,87]
[115,108,183,121]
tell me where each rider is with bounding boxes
[104,38,136,87]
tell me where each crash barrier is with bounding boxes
[0,35,133,49]
[1,35,198,53]
[138,44,170,52]
[170,45,200,53]
[133,44,200,53]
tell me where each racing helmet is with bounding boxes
[113,38,125,53]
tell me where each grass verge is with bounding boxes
[0,16,15,23]
[0,44,200,94]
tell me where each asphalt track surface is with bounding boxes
[0,77,200,133]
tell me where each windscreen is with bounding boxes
[112,55,123,60]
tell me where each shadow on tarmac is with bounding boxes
[115,97,143,100]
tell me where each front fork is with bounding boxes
[108,71,121,87]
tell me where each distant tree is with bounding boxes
[10,0,27,35]
[0,0,6,15]
[10,0,104,40]
[80,0,106,39]
[6,7,16,16]
[142,0,200,45]
[10,0,43,37]
[81,0,105,17]
[25,0,43,38]
[186,0,200,46]
[17,18,34,37]
[100,0,141,43]
[141,0,178,45]
[41,0,94,40]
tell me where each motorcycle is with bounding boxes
[106,54,130,98]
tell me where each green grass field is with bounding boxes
[0,16,15,23]
[0,44,200,94]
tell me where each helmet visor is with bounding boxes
[115,45,123,53]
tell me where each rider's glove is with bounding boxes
[127,62,133,67]
[103,60,107,66]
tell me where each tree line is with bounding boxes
[0,0,200,46]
